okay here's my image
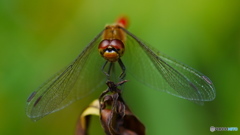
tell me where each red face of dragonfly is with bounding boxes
[98,17,128,62]
[98,39,125,62]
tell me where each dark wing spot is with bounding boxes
[202,75,212,85]
[27,91,36,102]
[34,96,42,107]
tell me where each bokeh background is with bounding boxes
[1,0,240,135]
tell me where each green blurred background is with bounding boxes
[1,0,240,135]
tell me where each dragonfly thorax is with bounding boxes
[98,39,125,62]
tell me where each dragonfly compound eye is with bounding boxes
[98,39,125,62]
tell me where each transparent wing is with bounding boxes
[26,30,106,121]
[121,28,216,104]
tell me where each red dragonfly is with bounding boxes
[26,17,216,121]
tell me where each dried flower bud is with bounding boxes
[76,81,145,135]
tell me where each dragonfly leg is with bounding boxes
[107,62,113,78]
[118,59,126,80]
[101,61,112,79]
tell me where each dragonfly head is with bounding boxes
[98,39,125,62]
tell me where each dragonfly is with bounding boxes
[26,17,216,121]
